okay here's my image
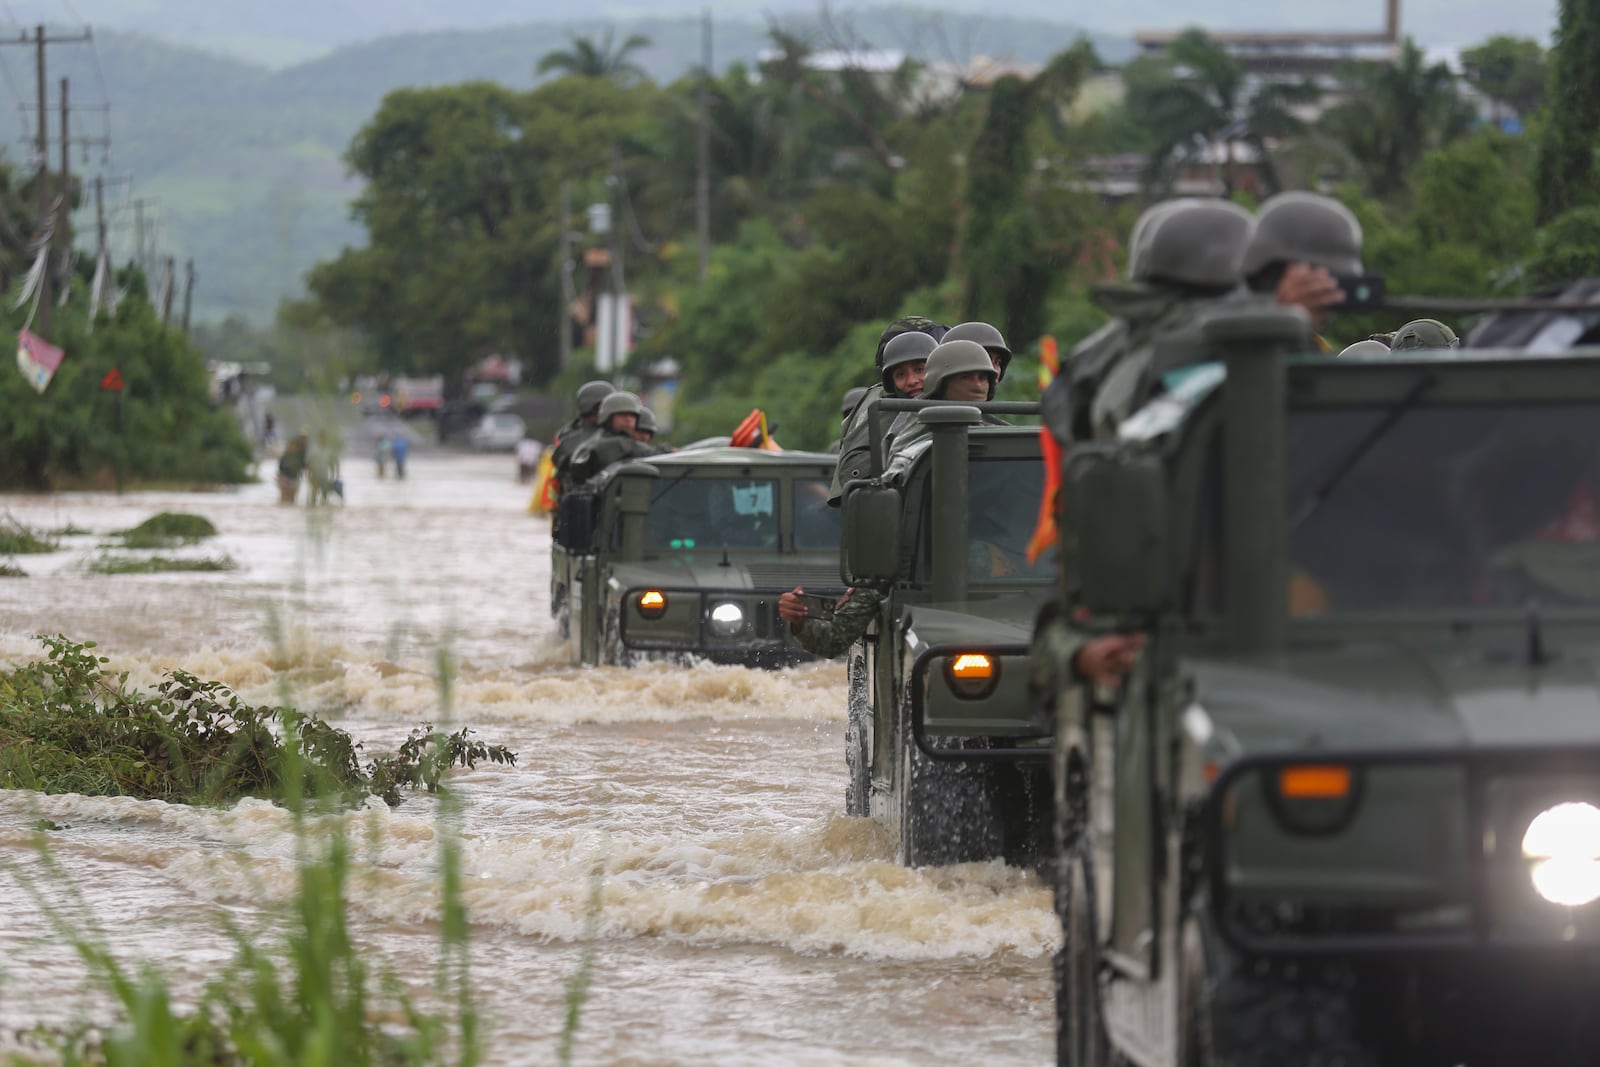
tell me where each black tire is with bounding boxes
[845,651,871,817]
[1055,847,1112,1067]
[895,711,1005,867]
[1178,904,1376,1067]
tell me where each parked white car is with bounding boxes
[468,413,526,452]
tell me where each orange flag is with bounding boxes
[1026,424,1062,564]
[730,409,764,448]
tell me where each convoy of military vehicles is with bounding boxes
[545,293,1600,1065]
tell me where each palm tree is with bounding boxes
[1125,28,1317,194]
[1325,38,1476,197]
[536,28,652,86]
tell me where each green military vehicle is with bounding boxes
[835,397,1058,865]
[549,444,844,667]
[1046,304,1600,1066]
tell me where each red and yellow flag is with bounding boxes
[1037,335,1059,393]
[529,451,559,514]
[730,408,781,450]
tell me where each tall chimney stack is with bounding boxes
[1385,0,1400,41]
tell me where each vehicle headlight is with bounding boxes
[637,590,667,620]
[944,653,999,700]
[1523,801,1600,907]
[708,601,746,637]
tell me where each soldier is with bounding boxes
[567,391,659,485]
[1085,198,1255,436]
[884,339,1002,456]
[879,329,938,400]
[828,316,948,506]
[1049,198,1253,444]
[840,386,869,418]
[549,380,615,488]
[1390,318,1460,351]
[1241,191,1365,344]
[633,406,659,444]
[942,321,1011,384]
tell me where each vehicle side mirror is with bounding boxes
[556,491,599,552]
[842,484,902,583]
[1061,446,1170,617]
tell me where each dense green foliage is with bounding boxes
[115,512,219,548]
[0,268,253,490]
[1536,0,1600,221]
[0,635,515,807]
[260,23,1596,449]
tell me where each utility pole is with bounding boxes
[58,77,69,291]
[181,259,195,334]
[94,174,105,259]
[558,181,573,371]
[160,255,175,324]
[695,9,712,284]
[609,144,626,373]
[0,24,94,336]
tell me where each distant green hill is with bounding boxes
[0,9,1127,324]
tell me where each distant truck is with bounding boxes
[393,376,444,417]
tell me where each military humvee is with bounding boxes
[1046,304,1600,1066]
[836,397,1056,866]
[549,445,844,666]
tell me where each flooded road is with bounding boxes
[0,438,1056,1064]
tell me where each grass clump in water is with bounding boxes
[114,512,218,549]
[6,638,498,1067]
[0,562,25,577]
[0,513,58,554]
[87,554,238,575]
[0,634,516,807]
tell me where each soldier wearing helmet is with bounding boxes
[884,340,1004,455]
[549,379,616,491]
[567,391,661,485]
[1241,191,1364,340]
[828,315,950,507]
[943,321,1011,383]
[1390,318,1460,352]
[840,386,869,418]
[633,406,660,444]
[1052,198,1253,442]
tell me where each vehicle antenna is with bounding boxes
[719,542,730,568]
[1526,600,1551,667]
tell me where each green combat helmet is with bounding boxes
[1242,191,1364,283]
[1338,338,1393,359]
[874,315,948,372]
[577,379,616,417]
[636,407,658,437]
[880,330,940,395]
[840,386,869,418]
[921,339,997,400]
[1136,198,1254,288]
[1390,318,1460,351]
[597,390,642,429]
[944,321,1012,381]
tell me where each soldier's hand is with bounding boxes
[1275,263,1345,318]
[1072,634,1146,686]
[778,587,809,627]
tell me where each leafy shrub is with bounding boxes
[116,511,219,548]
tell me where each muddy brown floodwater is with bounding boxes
[0,443,1056,1065]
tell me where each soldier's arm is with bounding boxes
[788,586,885,659]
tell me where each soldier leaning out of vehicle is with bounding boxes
[549,379,615,489]
[829,316,949,506]
[566,391,663,486]
[885,340,1005,454]
[1242,191,1365,348]
[633,406,664,446]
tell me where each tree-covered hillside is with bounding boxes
[0,9,1123,325]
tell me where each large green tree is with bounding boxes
[306,78,645,385]
[1461,36,1549,119]
[1535,0,1600,222]
[1326,38,1476,197]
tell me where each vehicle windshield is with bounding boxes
[919,457,1053,585]
[644,476,779,551]
[1289,403,1600,613]
[793,478,841,550]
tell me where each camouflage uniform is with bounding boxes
[567,391,660,486]
[793,585,887,659]
[550,380,615,488]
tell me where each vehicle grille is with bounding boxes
[743,561,845,591]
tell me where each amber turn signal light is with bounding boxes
[1278,765,1352,799]
[945,653,1000,699]
[637,590,667,620]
